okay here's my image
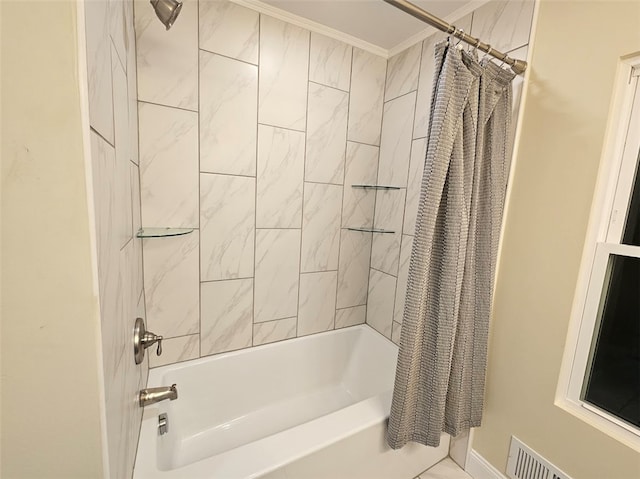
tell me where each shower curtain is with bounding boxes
[387,41,515,449]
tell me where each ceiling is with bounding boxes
[256,0,477,51]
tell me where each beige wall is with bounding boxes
[474,1,640,478]
[1,1,106,477]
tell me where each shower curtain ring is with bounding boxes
[482,46,493,61]
[455,28,464,46]
[447,27,455,46]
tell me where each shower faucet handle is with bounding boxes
[142,331,163,356]
[133,317,164,364]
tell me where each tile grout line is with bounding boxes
[129,3,149,472]
[301,268,338,275]
[411,34,427,142]
[198,46,258,68]
[304,178,348,187]
[383,87,419,106]
[252,13,261,347]
[89,125,115,150]
[137,99,198,114]
[346,138,381,149]
[308,78,350,94]
[295,27,312,339]
[199,170,256,179]
[110,35,127,76]
[255,226,302,231]
[258,121,306,134]
[255,315,296,324]
[367,53,389,328]
[333,43,355,331]
[157,332,200,341]
[200,276,254,284]
[370,266,398,279]
[197,0,202,360]
[108,38,116,148]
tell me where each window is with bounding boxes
[558,56,640,449]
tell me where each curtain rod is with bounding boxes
[383,0,528,75]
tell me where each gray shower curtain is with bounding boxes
[386,41,515,449]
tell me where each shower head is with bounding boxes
[150,0,183,30]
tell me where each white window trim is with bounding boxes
[556,54,640,453]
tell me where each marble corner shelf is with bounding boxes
[347,227,395,234]
[351,184,402,190]
[136,227,194,238]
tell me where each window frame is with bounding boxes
[556,54,640,452]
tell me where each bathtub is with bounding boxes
[134,325,448,479]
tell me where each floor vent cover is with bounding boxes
[506,436,572,479]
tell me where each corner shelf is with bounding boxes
[347,227,395,234]
[351,184,402,190]
[136,228,194,238]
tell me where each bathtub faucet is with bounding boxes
[139,384,178,407]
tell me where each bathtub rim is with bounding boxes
[147,324,393,381]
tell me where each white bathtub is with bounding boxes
[134,325,448,479]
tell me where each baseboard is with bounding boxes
[466,449,507,479]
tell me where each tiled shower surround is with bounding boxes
[136,0,387,365]
[137,0,535,368]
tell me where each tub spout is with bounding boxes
[139,384,178,407]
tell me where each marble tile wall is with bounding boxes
[366,0,535,341]
[85,1,146,478]
[136,0,387,366]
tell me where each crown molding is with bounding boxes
[230,0,492,60]
[387,0,489,57]
[231,0,389,58]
